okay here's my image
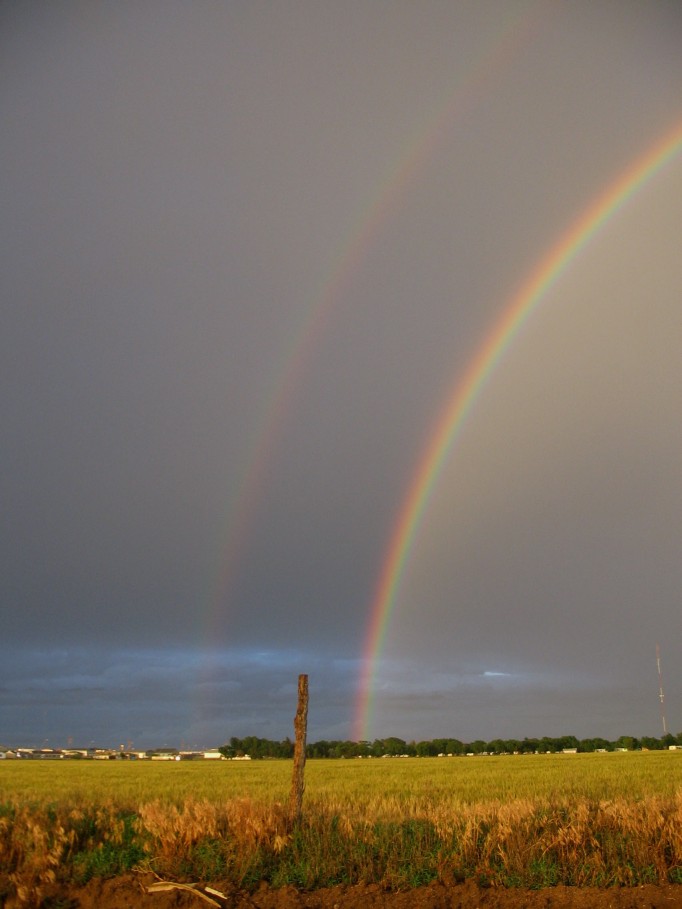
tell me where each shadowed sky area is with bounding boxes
[2,2,682,749]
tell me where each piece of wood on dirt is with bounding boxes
[146,880,222,906]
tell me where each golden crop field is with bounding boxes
[3,751,682,808]
[2,752,682,902]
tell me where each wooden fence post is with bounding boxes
[289,674,308,822]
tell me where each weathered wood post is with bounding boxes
[289,673,308,822]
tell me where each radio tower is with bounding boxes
[656,643,667,736]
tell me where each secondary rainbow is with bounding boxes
[354,119,682,742]
[202,6,541,644]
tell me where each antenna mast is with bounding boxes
[656,643,667,736]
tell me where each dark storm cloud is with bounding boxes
[0,645,361,748]
[2,1,682,747]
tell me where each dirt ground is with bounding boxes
[25,875,682,909]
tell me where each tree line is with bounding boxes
[218,732,682,760]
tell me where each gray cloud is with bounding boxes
[0,645,362,748]
[2,1,682,747]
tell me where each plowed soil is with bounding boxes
[26,875,682,909]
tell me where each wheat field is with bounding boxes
[2,752,682,903]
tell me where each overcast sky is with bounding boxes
[3,1,682,750]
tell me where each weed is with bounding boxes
[2,753,682,897]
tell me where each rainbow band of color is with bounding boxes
[203,6,540,642]
[354,119,682,742]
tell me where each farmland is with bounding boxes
[2,752,682,906]
[3,750,682,807]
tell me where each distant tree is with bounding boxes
[306,739,329,758]
[518,738,539,754]
[445,739,464,755]
[579,737,612,753]
[327,741,343,759]
[213,731,682,759]
[469,740,487,754]
[415,740,438,757]
[220,736,294,759]
[376,737,408,756]
[339,740,362,758]
[639,736,664,751]
[486,739,507,755]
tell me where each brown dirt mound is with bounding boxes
[23,875,682,909]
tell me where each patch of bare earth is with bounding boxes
[27,875,682,909]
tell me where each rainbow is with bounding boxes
[354,119,682,742]
[202,6,541,643]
